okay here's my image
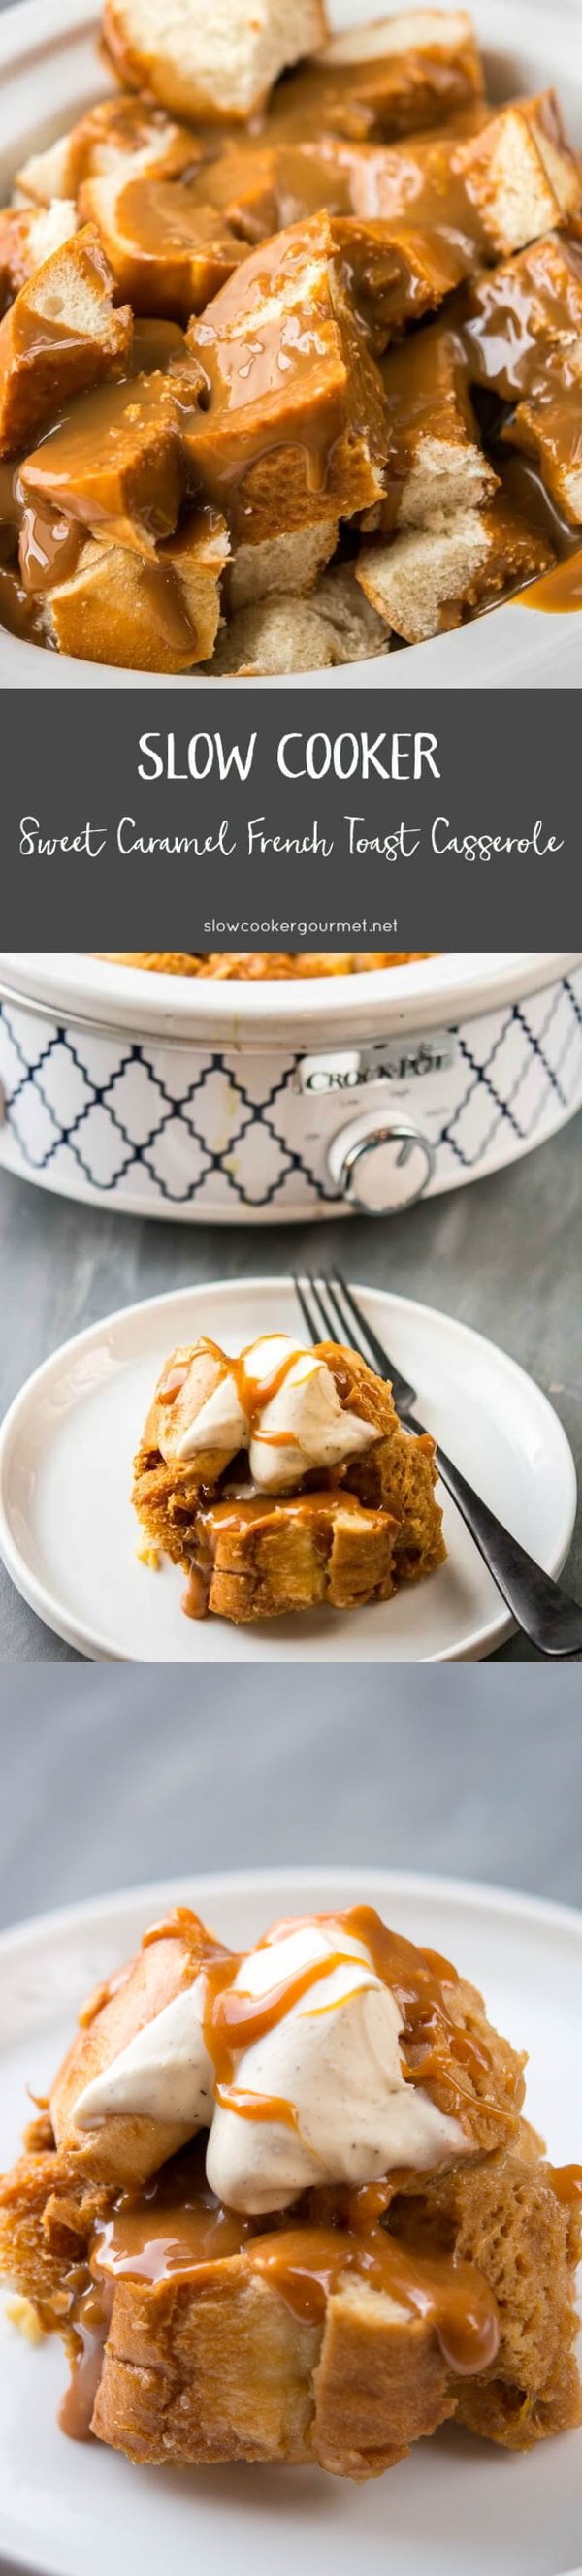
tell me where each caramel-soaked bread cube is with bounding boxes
[42,509,229,670]
[362,321,498,532]
[192,1493,398,1622]
[207,566,388,675]
[227,515,339,611]
[356,496,554,643]
[93,2264,320,2464]
[16,96,207,209]
[186,216,389,543]
[20,367,198,556]
[464,234,582,524]
[81,173,249,322]
[103,0,327,126]
[463,233,582,402]
[395,2146,582,2448]
[0,203,78,309]
[332,212,470,352]
[316,1339,445,1577]
[269,11,483,146]
[451,91,582,257]
[0,226,132,460]
[504,387,582,525]
[315,2281,455,2475]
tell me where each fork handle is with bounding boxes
[407,1417,582,1659]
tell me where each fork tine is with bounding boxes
[294,1274,321,1344]
[304,1274,340,1344]
[329,1271,393,1378]
[315,1272,372,1359]
[331,1271,417,1412]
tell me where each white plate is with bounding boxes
[0,1863,580,2576]
[0,1275,576,1662]
[0,0,580,690]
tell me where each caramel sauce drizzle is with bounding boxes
[91,2144,500,2374]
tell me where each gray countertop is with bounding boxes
[1,1661,582,1925]
[1,1111,581,1660]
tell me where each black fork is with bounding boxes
[294,1270,582,1660]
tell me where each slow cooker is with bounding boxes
[0,0,580,691]
[0,952,580,1220]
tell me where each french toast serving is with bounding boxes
[1,1900,580,2475]
[0,3,580,669]
[132,1329,445,1622]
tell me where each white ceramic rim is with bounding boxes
[1,950,581,1047]
[0,1272,576,1663]
[0,0,581,691]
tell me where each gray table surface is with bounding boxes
[1,1111,581,1660]
[1,1661,582,1927]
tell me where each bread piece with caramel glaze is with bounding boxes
[463,234,582,525]
[0,226,132,459]
[103,0,327,126]
[81,172,249,321]
[269,12,484,146]
[186,215,389,540]
[16,97,207,210]
[42,509,229,669]
[20,367,196,556]
[0,203,79,309]
[361,321,497,531]
[356,495,554,641]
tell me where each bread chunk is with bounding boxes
[187,1490,400,1620]
[16,96,205,209]
[463,234,582,523]
[0,225,132,458]
[356,496,554,641]
[103,0,327,125]
[270,11,484,145]
[81,172,248,320]
[20,367,196,555]
[363,322,497,531]
[504,393,582,525]
[463,233,582,402]
[186,215,389,540]
[227,515,338,610]
[42,509,229,669]
[0,202,78,307]
[451,90,582,256]
[207,564,387,672]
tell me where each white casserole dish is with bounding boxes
[0,0,580,691]
[0,950,580,1219]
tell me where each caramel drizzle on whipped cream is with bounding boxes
[142,1902,503,2126]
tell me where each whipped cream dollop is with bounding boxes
[159,1335,378,1494]
[72,1917,468,2212]
[72,1986,214,2133]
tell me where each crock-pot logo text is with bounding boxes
[137,731,441,782]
